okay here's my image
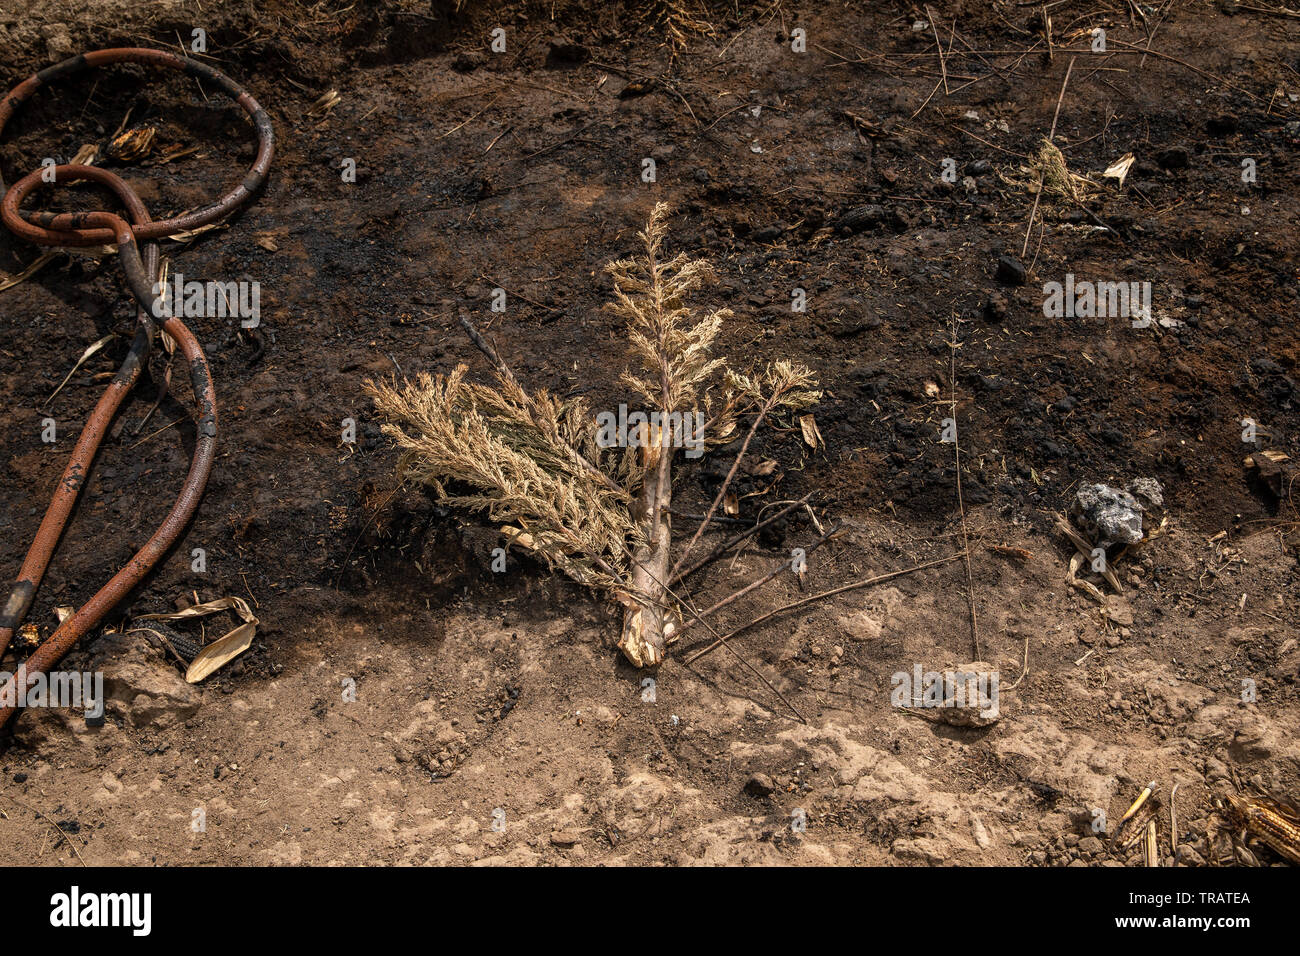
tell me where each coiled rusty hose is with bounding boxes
[0,49,273,729]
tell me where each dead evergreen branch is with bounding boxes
[367,203,819,670]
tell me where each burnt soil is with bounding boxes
[0,0,1298,866]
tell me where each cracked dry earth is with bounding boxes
[1,1,1299,865]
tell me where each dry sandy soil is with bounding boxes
[1,0,1298,866]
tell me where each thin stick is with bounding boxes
[672,492,815,585]
[669,510,748,525]
[436,91,503,140]
[673,613,806,724]
[924,6,950,94]
[1145,818,1160,867]
[1055,514,1124,595]
[1005,634,1031,690]
[458,310,520,388]
[910,77,944,119]
[1236,3,1300,19]
[684,553,965,666]
[475,275,563,317]
[948,313,980,660]
[669,393,777,579]
[1021,55,1076,258]
[1112,780,1157,845]
[134,329,176,435]
[1021,182,1046,260]
[127,417,183,450]
[1047,56,1074,142]
[484,126,513,153]
[680,523,842,631]
[1107,39,1265,101]
[0,793,87,866]
[1169,783,1180,857]
[43,332,117,408]
[1138,0,1171,68]
[334,480,405,590]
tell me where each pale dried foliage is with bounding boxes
[646,1,717,54]
[607,205,729,421]
[367,203,819,664]
[1001,137,1099,204]
[366,365,638,594]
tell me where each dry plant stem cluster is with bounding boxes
[367,203,819,670]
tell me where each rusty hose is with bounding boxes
[0,49,271,729]
[0,47,274,245]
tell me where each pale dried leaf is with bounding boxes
[135,597,259,683]
[45,333,117,407]
[0,250,61,292]
[799,413,824,450]
[1103,152,1136,186]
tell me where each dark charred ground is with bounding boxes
[0,1,1298,866]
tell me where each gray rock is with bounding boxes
[1073,482,1151,545]
[1126,477,1164,513]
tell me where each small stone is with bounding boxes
[891,837,947,864]
[549,830,580,847]
[1207,113,1238,136]
[932,662,1002,727]
[1126,478,1164,513]
[1103,596,1134,627]
[744,773,776,797]
[995,255,1026,286]
[1156,147,1189,170]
